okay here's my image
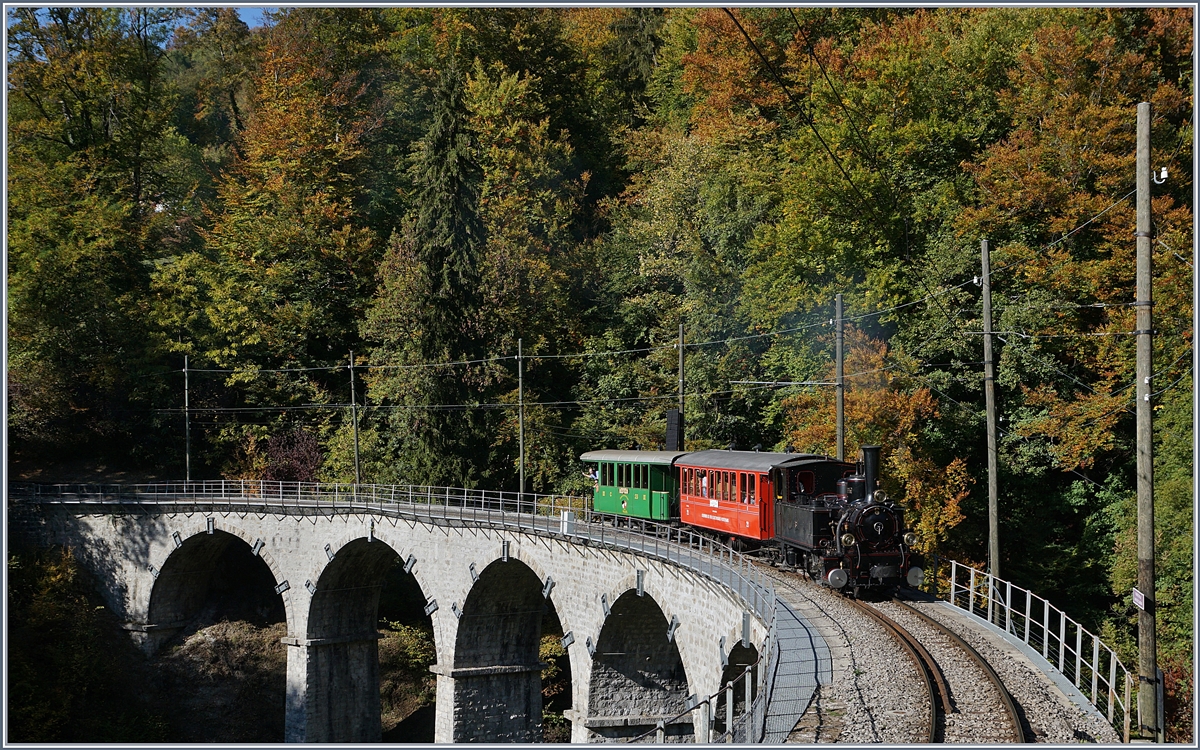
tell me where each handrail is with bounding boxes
[8,481,776,624]
[932,556,1134,743]
[626,616,775,744]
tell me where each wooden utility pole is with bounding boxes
[982,240,1000,583]
[678,323,685,446]
[835,294,845,461]
[184,355,191,482]
[349,351,360,485]
[519,338,525,496]
[1134,100,1159,741]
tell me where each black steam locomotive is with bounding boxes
[774,445,923,596]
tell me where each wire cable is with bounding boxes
[722,8,883,224]
[988,189,1137,279]
[787,8,895,208]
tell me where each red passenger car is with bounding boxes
[677,450,828,543]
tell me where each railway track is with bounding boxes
[762,563,1026,744]
[876,597,1025,743]
[763,566,930,743]
[845,597,942,742]
[853,597,1025,743]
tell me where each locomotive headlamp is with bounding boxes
[840,532,856,548]
[907,567,925,588]
[903,532,917,547]
[873,490,889,504]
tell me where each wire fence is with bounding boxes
[930,557,1136,742]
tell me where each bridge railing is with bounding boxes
[932,557,1134,742]
[9,481,774,621]
[567,510,776,623]
[563,512,777,743]
[8,480,588,516]
[626,606,776,744]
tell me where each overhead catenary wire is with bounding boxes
[188,364,345,373]
[905,370,1115,490]
[361,354,516,370]
[962,330,1150,339]
[987,188,1138,279]
[1002,300,1153,312]
[155,383,785,416]
[157,403,357,413]
[1151,368,1193,399]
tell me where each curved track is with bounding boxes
[886,597,1025,743]
[845,598,941,742]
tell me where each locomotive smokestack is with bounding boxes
[861,445,881,499]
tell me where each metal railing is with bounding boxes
[9,480,779,742]
[7,480,588,517]
[627,624,775,744]
[938,558,1134,742]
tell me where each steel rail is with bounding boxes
[893,598,1025,743]
[847,598,941,743]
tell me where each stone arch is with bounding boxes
[315,517,437,626]
[499,539,575,742]
[586,590,691,742]
[301,535,405,743]
[451,556,551,741]
[714,641,760,736]
[145,525,287,654]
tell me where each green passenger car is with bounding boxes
[579,450,688,521]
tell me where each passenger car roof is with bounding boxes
[675,449,844,472]
[579,450,691,466]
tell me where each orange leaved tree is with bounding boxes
[781,330,971,560]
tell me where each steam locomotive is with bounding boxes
[579,445,923,596]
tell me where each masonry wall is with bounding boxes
[7,502,770,743]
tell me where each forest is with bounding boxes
[5,6,1193,739]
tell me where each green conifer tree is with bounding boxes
[365,60,491,486]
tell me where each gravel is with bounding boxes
[769,570,930,743]
[876,600,1018,742]
[764,566,1121,744]
[906,599,1121,744]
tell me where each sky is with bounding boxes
[237,6,275,28]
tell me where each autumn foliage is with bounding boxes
[6,7,1192,739]
[782,330,970,557]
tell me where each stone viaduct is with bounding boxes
[7,484,776,743]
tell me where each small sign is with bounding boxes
[1132,587,1145,610]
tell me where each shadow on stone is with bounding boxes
[382,704,435,742]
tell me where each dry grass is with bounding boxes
[154,620,288,742]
